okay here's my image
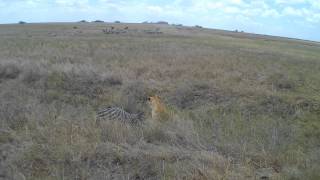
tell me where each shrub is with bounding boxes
[157,21,169,25]
[93,20,104,23]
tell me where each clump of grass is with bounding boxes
[118,81,149,113]
[169,81,233,110]
[0,63,21,81]
[267,72,297,91]
[21,67,43,85]
[0,100,29,131]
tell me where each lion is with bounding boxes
[147,95,170,122]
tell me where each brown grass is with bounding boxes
[0,22,319,179]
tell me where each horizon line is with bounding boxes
[0,20,319,44]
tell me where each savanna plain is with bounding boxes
[0,22,319,180]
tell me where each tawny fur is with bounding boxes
[148,95,169,122]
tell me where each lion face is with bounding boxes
[147,95,161,108]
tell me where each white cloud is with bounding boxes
[229,0,244,5]
[283,6,303,16]
[206,2,225,9]
[224,6,240,14]
[276,0,307,4]
[146,5,163,13]
[281,6,320,23]
[55,0,89,7]
[309,1,320,9]
[262,9,281,18]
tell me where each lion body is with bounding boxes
[148,95,170,122]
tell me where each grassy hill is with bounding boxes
[0,22,319,179]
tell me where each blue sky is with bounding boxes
[0,0,320,41]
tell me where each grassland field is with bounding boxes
[0,22,319,179]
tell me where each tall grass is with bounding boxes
[0,23,319,179]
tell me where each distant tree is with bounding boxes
[195,25,203,28]
[79,20,87,23]
[18,21,26,24]
[114,21,121,23]
[157,21,169,25]
[93,20,104,23]
[142,21,149,24]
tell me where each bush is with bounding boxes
[93,20,104,23]
[157,21,169,25]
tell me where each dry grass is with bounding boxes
[0,22,320,179]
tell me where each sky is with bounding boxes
[0,0,320,41]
